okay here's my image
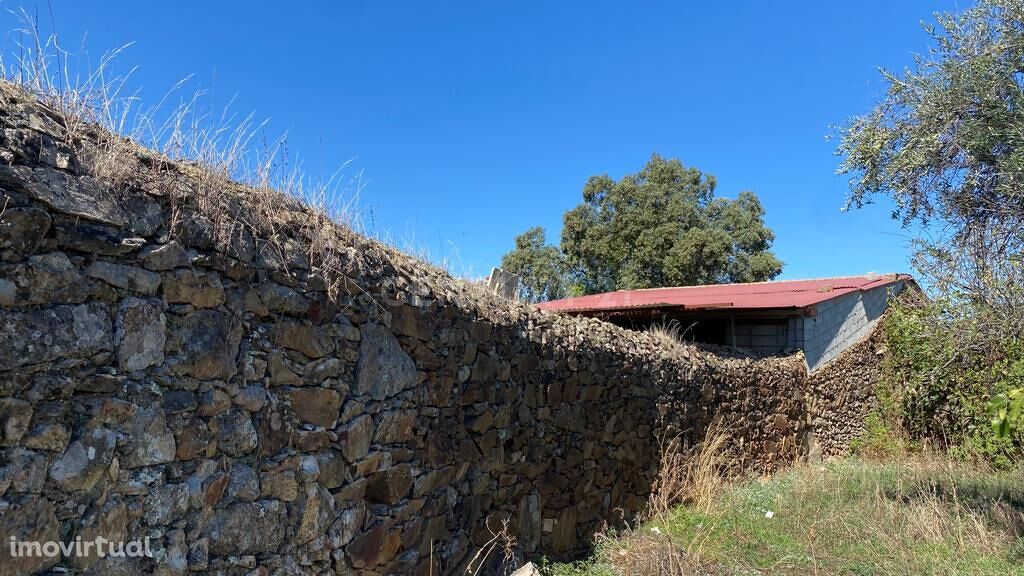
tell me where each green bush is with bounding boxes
[877,296,1023,467]
[850,410,916,459]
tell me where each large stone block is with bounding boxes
[86,260,161,295]
[274,321,335,358]
[284,387,342,429]
[345,520,402,570]
[140,241,190,271]
[163,269,225,308]
[121,406,177,468]
[48,426,116,491]
[0,206,50,261]
[165,309,242,380]
[116,297,166,371]
[211,409,258,457]
[0,164,128,226]
[373,409,417,444]
[53,219,145,256]
[0,496,61,576]
[291,483,335,544]
[0,398,32,446]
[0,302,111,370]
[338,414,373,463]
[365,463,414,505]
[203,500,287,556]
[0,251,92,305]
[356,323,416,400]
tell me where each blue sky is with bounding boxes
[4,1,959,280]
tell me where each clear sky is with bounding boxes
[3,1,960,280]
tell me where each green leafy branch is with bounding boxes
[990,388,1024,438]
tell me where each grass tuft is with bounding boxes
[647,423,733,521]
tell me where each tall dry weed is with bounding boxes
[646,422,733,521]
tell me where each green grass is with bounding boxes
[542,458,1024,576]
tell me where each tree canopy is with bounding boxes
[836,0,1024,320]
[499,227,568,303]
[838,0,1024,454]
[501,154,782,300]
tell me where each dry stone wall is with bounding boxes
[0,84,875,576]
[806,316,889,458]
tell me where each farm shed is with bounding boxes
[535,274,915,371]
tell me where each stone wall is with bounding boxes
[0,84,871,575]
[805,314,889,459]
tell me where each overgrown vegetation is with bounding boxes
[834,0,1024,463]
[0,7,410,313]
[862,294,1024,468]
[544,454,1024,576]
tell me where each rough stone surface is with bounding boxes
[86,260,161,294]
[0,302,111,370]
[356,322,417,400]
[116,296,166,371]
[256,282,309,314]
[121,406,177,468]
[285,387,342,428]
[275,321,335,358]
[345,521,402,569]
[0,496,61,576]
[1,251,92,305]
[234,385,267,412]
[261,469,299,501]
[0,206,50,261]
[807,316,888,458]
[211,409,258,457]
[374,409,417,444]
[140,241,190,270]
[53,219,145,256]
[365,463,414,504]
[228,463,260,502]
[0,164,128,225]
[338,414,374,463]
[48,426,116,491]
[165,310,242,379]
[203,501,287,556]
[163,268,224,308]
[0,398,32,446]
[292,484,335,544]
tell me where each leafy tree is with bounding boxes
[836,0,1024,326]
[499,227,568,303]
[561,154,782,293]
[838,0,1024,463]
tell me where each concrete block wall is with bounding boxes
[801,281,903,371]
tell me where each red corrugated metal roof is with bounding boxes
[535,274,911,314]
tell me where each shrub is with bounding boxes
[850,410,916,460]
[878,295,1023,467]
